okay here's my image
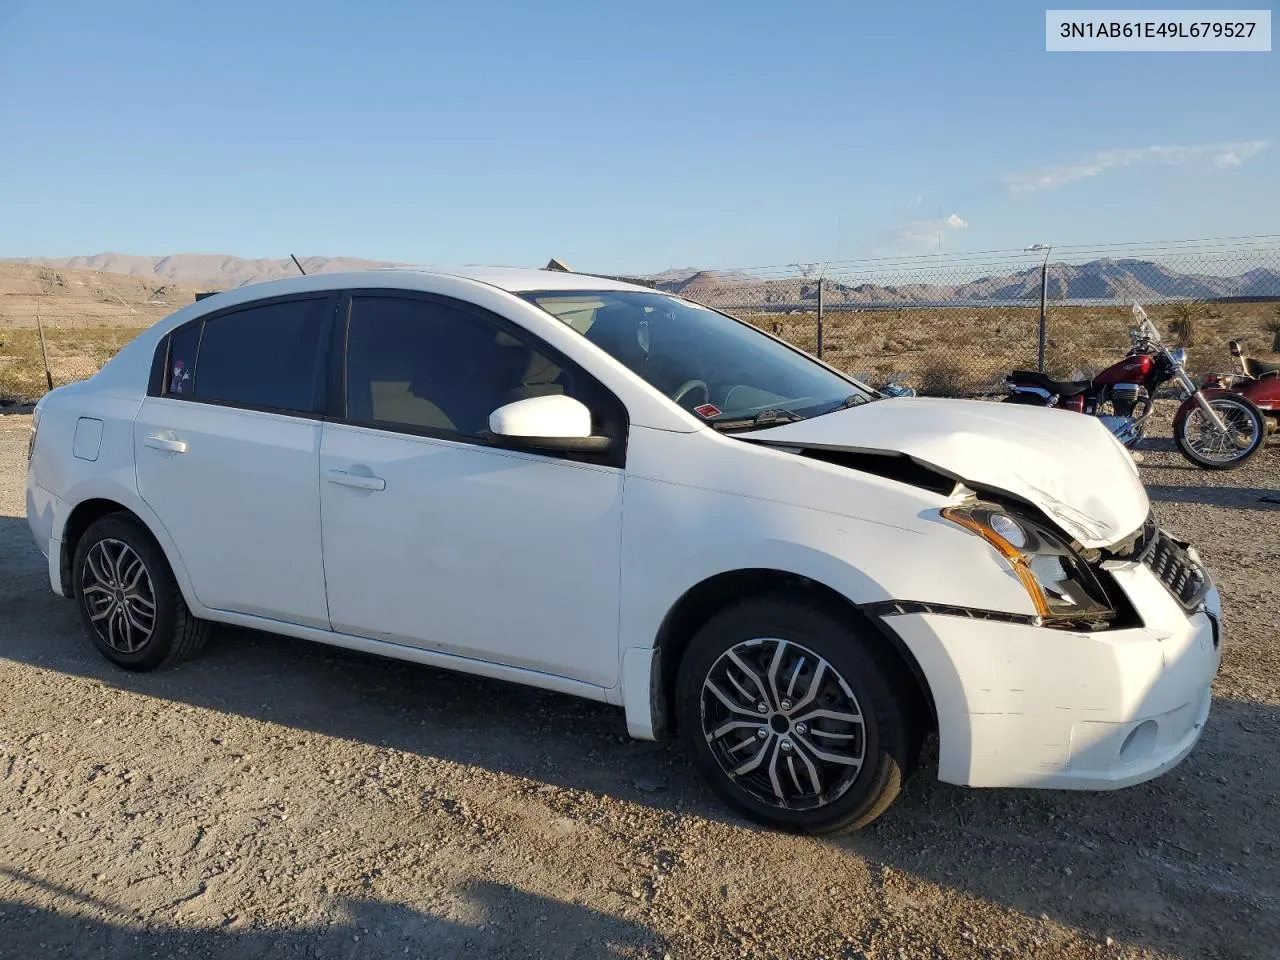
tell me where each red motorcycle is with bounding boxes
[1194,338,1280,438]
[1004,303,1267,470]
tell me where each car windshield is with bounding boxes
[520,290,873,429]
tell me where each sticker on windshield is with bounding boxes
[694,403,721,418]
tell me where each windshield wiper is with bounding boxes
[710,408,805,432]
[835,394,868,410]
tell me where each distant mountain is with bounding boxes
[651,258,1280,307]
[9,253,1279,306]
[953,258,1280,302]
[6,253,409,290]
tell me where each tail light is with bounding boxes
[27,405,41,462]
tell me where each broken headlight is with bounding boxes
[942,502,1115,623]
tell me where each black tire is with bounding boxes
[675,595,919,834]
[1172,394,1266,470]
[72,513,211,671]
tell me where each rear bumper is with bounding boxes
[26,477,66,596]
[883,560,1222,790]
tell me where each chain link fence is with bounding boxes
[642,236,1280,396]
[5,239,1280,405]
[0,265,177,405]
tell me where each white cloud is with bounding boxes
[1000,140,1268,194]
[878,213,969,255]
[907,194,923,210]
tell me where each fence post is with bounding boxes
[816,277,824,359]
[35,303,54,392]
[1037,260,1048,373]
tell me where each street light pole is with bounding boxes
[1027,244,1053,373]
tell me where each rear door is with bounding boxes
[133,294,335,628]
[318,292,627,687]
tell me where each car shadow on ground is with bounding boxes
[0,867,663,959]
[1145,485,1280,510]
[1,514,1277,959]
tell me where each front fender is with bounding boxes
[614,473,1039,738]
[618,485,1037,664]
[1172,386,1253,424]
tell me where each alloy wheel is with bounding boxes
[700,638,866,811]
[81,538,157,653]
[1183,397,1262,464]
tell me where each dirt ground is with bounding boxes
[1,407,1278,960]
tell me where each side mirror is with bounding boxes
[488,394,612,453]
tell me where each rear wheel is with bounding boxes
[675,596,918,834]
[73,514,211,670]
[1173,394,1266,470]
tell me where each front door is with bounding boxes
[318,293,626,688]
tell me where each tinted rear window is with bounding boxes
[192,298,328,413]
[166,323,201,396]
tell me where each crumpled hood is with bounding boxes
[742,397,1149,549]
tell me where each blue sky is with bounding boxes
[0,0,1275,274]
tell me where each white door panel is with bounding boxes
[319,423,623,687]
[133,397,328,627]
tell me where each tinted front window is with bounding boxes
[345,296,615,440]
[193,298,328,412]
[521,291,871,427]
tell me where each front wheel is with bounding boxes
[1172,393,1267,470]
[675,596,918,834]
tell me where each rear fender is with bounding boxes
[1003,386,1053,403]
[1234,374,1280,410]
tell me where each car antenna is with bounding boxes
[290,254,307,276]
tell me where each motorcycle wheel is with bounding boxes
[1173,394,1267,470]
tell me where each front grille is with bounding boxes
[1140,528,1209,610]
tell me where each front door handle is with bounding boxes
[143,435,188,454]
[325,468,386,492]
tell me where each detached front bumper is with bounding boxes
[883,554,1222,790]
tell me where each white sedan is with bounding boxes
[25,267,1222,832]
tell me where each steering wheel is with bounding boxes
[670,379,710,408]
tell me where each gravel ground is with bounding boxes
[1,406,1277,960]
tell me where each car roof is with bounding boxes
[393,265,652,293]
[174,267,660,318]
[201,265,654,300]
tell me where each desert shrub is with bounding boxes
[1166,301,1203,347]
[1267,310,1280,352]
[0,326,145,404]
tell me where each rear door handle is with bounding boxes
[143,435,187,454]
[325,468,386,492]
